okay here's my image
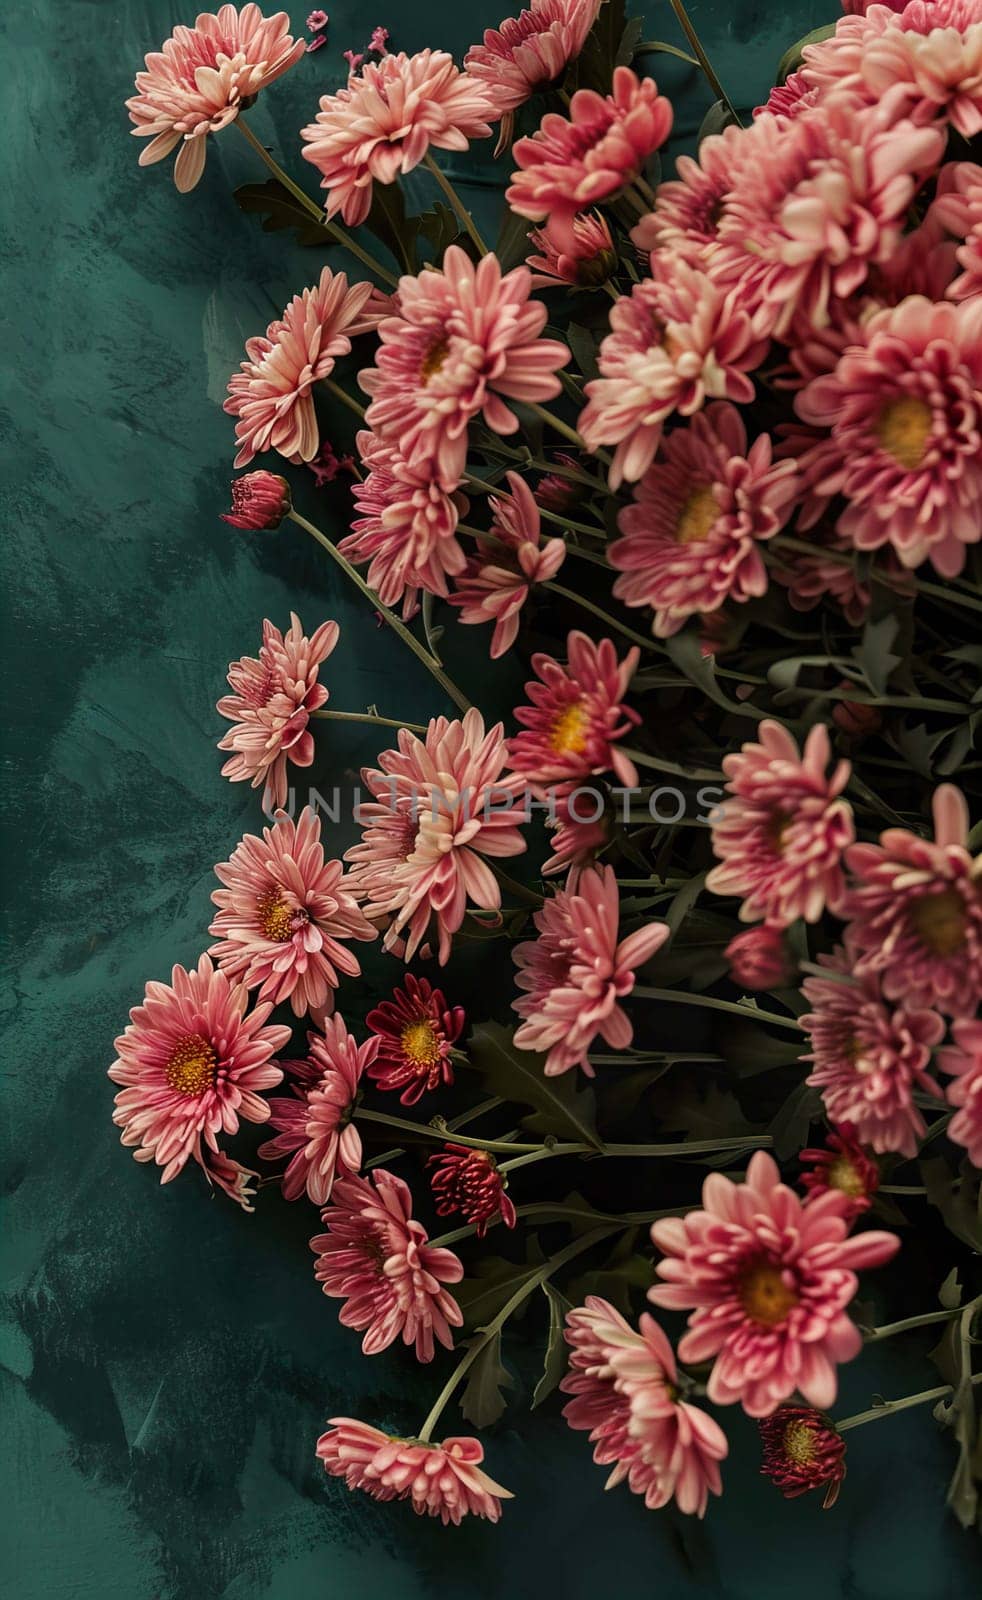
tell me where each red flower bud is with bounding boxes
[222,471,291,530]
[725,924,794,990]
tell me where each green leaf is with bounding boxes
[532,1282,571,1408]
[577,0,629,91]
[776,23,835,84]
[567,323,600,381]
[664,630,761,717]
[634,39,699,67]
[939,1268,963,1310]
[455,1247,546,1329]
[466,1021,602,1148]
[616,14,644,66]
[719,1015,805,1078]
[233,180,337,247]
[853,613,902,696]
[495,206,532,272]
[363,181,418,274]
[698,100,738,143]
[459,1329,514,1428]
[767,1081,821,1161]
[565,1230,651,1317]
[665,870,707,939]
[921,1158,982,1252]
[418,201,461,261]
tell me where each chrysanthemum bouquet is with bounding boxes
[116,0,982,1529]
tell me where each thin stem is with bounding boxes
[774,535,982,617]
[287,510,471,713]
[423,151,488,254]
[865,1306,968,1343]
[489,862,544,908]
[322,375,366,421]
[311,708,427,733]
[633,985,804,1033]
[667,0,743,125]
[544,581,659,653]
[357,1107,546,1154]
[624,747,723,782]
[364,1095,504,1172]
[526,402,593,454]
[837,1373,982,1432]
[498,1133,769,1173]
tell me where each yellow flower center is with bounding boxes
[874,396,933,470]
[784,1419,817,1466]
[908,886,968,957]
[420,336,450,385]
[738,1262,800,1327]
[401,1019,441,1069]
[549,698,590,755]
[165,1033,216,1098]
[826,1156,866,1199]
[676,484,719,544]
[257,888,302,943]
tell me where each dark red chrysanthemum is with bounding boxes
[428,1145,517,1237]
[365,975,465,1105]
[799,1127,880,1218]
[758,1407,846,1508]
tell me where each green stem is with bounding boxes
[423,151,488,255]
[489,862,544,908]
[633,985,804,1033]
[544,581,659,653]
[287,510,471,713]
[322,375,366,421]
[837,1373,982,1433]
[357,1107,545,1154]
[623,747,723,781]
[774,535,982,617]
[865,1305,971,1343]
[667,1,743,125]
[363,1096,504,1172]
[311,708,427,733]
[526,402,593,454]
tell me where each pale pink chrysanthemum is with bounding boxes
[649,1151,900,1417]
[208,808,376,1018]
[795,297,982,578]
[579,258,768,487]
[465,1,601,123]
[541,781,610,877]
[705,722,854,926]
[512,863,669,1075]
[449,470,566,657]
[338,430,467,618]
[709,100,944,339]
[561,1297,728,1518]
[508,630,641,790]
[224,268,377,467]
[359,246,569,483]
[126,5,305,191]
[752,70,820,122]
[630,123,752,264]
[317,1420,512,1523]
[258,1015,377,1203]
[216,613,338,812]
[933,161,982,302]
[108,954,289,1200]
[843,784,982,1016]
[939,1018,982,1168]
[300,50,494,225]
[344,709,527,965]
[310,1168,464,1361]
[802,947,946,1157]
[527,210,617,288]
[506,66,673,254]
[609,403,799,638]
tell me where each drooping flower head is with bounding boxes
[528,210,617,287]
[216,613,338,811]
[359,246,570,483]
[843,784,982,1015]
[222,470,291,530]
[344,709,527,964]
[258,1015,377,1203]
[209,808,376,1017]
[649,1152,900,1416]
[758,1408,847,1508]
[706,722,854,926]
[512,863,669,1075]
[508,630,641,790]
[799,1126,881,1216]
[365,974,465,1104]
[126,6,305,190]
[725,924,794,991]
[224,268,377,467]
[609,403,799,637]
[802,948,946,1157]
[428,1145,518,1236]
[561,1297,728,1518]
[465,1,602,124]
[939,1018,982,1168]
[317,1420,512,1523]
[310,1168,464,1361]
[300,50,495,224]
[108,955,289,1200]
[449,470,566,657]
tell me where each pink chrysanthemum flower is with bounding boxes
[224,268,377,467]
[508,630,641,790]
[802,948,946,1157]
[300,51,494,225]
[609,403,799,638]
[535,451,584,512]
[649,1151,900,1417]
[770,523,873,627]
[843,784,982,1016]
[311,1168,464,1360]
[449,470,566,657]
[222,470,291,529]
[725,924,794,991]
[338,431,467,618]
[360,246,569,483]
[108,954,289,1198]
[216,613,337,812]
[465,1,601,125]
[758,1407,846,1509]
[561,1297,728,1518]
[939,1018,982,1168]
[428,1145,518,1236]
[512,863,669,1075]
[365,975,465,1105]
[579,258,768,487]
[799,1127,881,1216]
[795,297,982,578]
[841,0,908,13]
[706,722,854,926]
[208,808,376,1018]
[541,781,610,877]
[527,210,617,287]
[934,162,982,301]
[752,70,819,122]
[126,5,305,191]
[317,1420,511,1523]
[630,124,751,264]
[709,100,944,339]
[507,67,673,254]
[258,1015,377,1203]
[344,709,527,964]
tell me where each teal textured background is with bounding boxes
[1,2,979,1595]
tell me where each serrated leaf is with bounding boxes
[664,631,760,716]
[532,1282,571,1408]
[939,1268,963,1310]
[466,1021,602,1148]
[854,612,902,696]
[776,22,835,83]
[233,179,337,247]
[459,1329,514,1428]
